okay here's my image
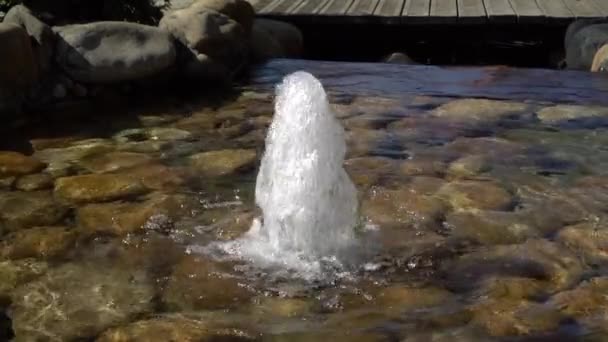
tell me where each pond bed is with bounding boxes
[1,60,608,341]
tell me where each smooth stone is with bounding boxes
[0,191,68,231]
[14,173,53,191]
[383,52,416,64]
[557,222,608,267]
[374,286,452,313]
[78,151,154,173]
[54,173,149,204]
[33,139,115,176]
[431,99,528,122]
[1,226,76,260]
[189,149,256,177]
[180,0,255,33]
[162,255,253,310]
[400,156,447,177]
[10,262,154,341]
[0,151,45,177]
[96,313,257,342]
[592,44,608,72]
[442,137,524,159]
[536,104,608,125]
[113,127,191,143]
[442,239,583,293]
[470,299,563,337]
[475,276,547,301]
[446,155,491,178]
[344,156,398,188]
[361,185,447,230]
[252,297,312,318]
[0,259,47,306]
[444,209,539,245]
[122,163,186,191]
[565,23,608,70]
[201,208,255,241]
[117,140,169,153]
[0,177,15,190]
[252,19,303,57]
[77,192,195,237]
[549,277,608,324]
[438,180,514,211]
[55,22,176,83]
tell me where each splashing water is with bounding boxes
[208,72,361,280]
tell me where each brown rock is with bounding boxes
[1,226,76,260]
[438,180,514,211]
[0,191,67,231]
[0,258,47,306]
[557,222,608,266]
[54,173,149,204]
[0,151,45,177]
[79,152,154,173]
[432,99,528,123]
[190,149,256,176]
[14,173,53,191]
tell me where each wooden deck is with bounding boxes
[247,0,608,24]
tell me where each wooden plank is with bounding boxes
[430,0,458,19]
[320,0,356,14]
[509,0,544,22]
[374,0,406,16]
[562,0,602,18]
[402,0,431,23]
[483,0,516,22]
[457,0,487,23]
[536,0,573,19]
[590,0,608,16]
[292,0,331,14]
[346,0,381,15]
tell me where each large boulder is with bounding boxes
[565,23,608,70]
[159,5,248,81]
[0,23,38,114]
[54,22,176,83]
[250,19,303,62]
[186,0,254,33]
[592,44,608,72]
[3,5,55,73]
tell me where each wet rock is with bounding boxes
[400,156,447,177]
[33,139,115,177]
[117,140,169,153]
[550,277,608,324]
[55,173,150,204]
[184,0,255,33]
[438,180,514,211]
[1,226,76,260]
[0,152,45,178]
[344,156,398,188]
[113,127,191,143]
[252,296,312,318]
[382,52,416,64]
[189,149,256,177]
[592,44,608,72]
[557,222,608,267]
[476,276,547,301]
[78,152,154,173]
[375,286,451,313]
[431,99,528,123]
[0,177,15,190]
[10,262,154,341]
[250,22,284,62]
[123,163,186,191]
[0,259,47,306]
[207,209,255,241]
[96,313,258,342]
[77,192,195,237]
[0,191,68,231]
[536,104,608,126]
[446,155,491,178]
[565,23,608,70]
[442,239,583,293]
[14,173,53,191]
[442,137,524,159]
[55,22,176,83]
[361,185,446,230]
[470,299,563,337]
[162,255,252,310]
[3,4,55,73]
[444,209,539,245]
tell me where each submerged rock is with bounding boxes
[536,104,608,126]
[54,173,149,204]
[400,156,447,177]
[550,277,608,327]
[446,155,491,178]
[96,313,258,342]
[1,226,76,260]
[0,191,68,231]
[374,286,452,313]
[557,222,608,268]
[77,192,195,237]
[438,180,515,211]
[14,173,53,191]
[55,22,176,83]
[431,99,528,123]
[344,156,398,188]
[0,152,45,178]
[189,149,257,177]
[0,259,47,306]
[162,255,252,310]
[10,263,154,341]
[33,139,115,177]
[78,152,154,174]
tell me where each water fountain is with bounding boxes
[215,71,361,279]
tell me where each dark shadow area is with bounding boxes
[0,309,14,341]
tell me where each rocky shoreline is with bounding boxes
[0,0,303,117]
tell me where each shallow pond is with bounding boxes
[1,61,608,341]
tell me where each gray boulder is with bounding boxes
[3,5,55,73]
[250,23,285,62]
[0,23,38,114]
[55,22,176,84]
[159,7,247,81]
[566,23,608,70]
[592,44,608,72]
[183,0,254,34]
[253,19,303,57]
[565,19,607,51]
